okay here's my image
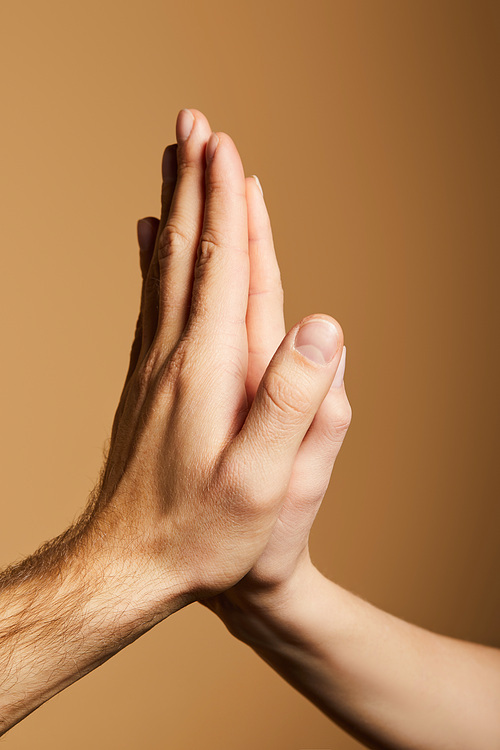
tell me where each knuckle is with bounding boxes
[197,230,246,268]
[336,400,353,431]
[217,455,246,496]
[135,345,189,409]
[206,173,247,202]
[217,455,270,518]
[163,342,212,403]
[205,175,229,200]
[200,226,225,248]
[323,398,352,442]
[175,157,199,179]
[261,369,311,423]
[197,236,219,270]
[157,341,191,391]
[249,276,284,301]
[157,223,195,262]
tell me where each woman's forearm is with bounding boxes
[230,563,500,749]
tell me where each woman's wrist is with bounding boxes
[215,557,332,652]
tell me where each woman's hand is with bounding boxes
[134,109,351,634]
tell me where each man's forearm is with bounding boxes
[228,563,500,750]
[0,509,180,735]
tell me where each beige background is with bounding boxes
[1,1,499,747]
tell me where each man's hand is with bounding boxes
[0,108,346,733]
[136,116,351,637]
[90,111,342,612]
[89,107,345,614]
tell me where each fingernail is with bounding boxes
[252,174,264,196]
[294,319,339,365]
[162,144,177,182]
[206,133,219,164]
[332,346,347,388]
[176,109,195,143]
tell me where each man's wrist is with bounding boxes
[72,512,190,637]
[0,509,188,735]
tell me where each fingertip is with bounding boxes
[293,315,344,366]
[137,217,159,253]
[205,132,220,164]
[205,132,246,186]
[331,345,347,389]
[251,174,264,197]
[314,315,344,345]
[176,108,195,143]
[175,109,212,150]
[187,108,213,133]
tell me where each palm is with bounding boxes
[134,122,349,611]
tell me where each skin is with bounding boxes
[132,112,352,602]
[0,108,347,734]
[2,107,498,747]
[92,109,348,605]
[137,111,500,749]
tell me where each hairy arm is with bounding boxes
[0,494,179,735]
[0,108,346,736]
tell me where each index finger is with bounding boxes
[185,132,249,387]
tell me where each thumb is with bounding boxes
[230,315,344,500]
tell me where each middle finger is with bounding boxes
[154,108,213,357]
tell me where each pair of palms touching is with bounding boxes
[116,107,350,609]
[3,108,498,750]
